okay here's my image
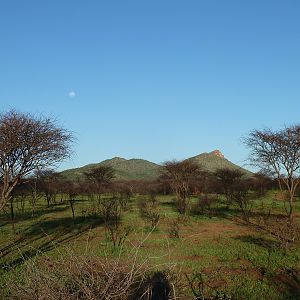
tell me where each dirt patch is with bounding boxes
[179,221,254,243]
[175,254,206,262]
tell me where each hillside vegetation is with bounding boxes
[61,150,251,181]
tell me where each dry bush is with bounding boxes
[192,195,217,217]
[168,217,181,239]
[4,245,180,300]
[97,196,132,248]
[232,189,253,222]
[81,203,100,218]
[138,195,160,229]
[254,216,300,252]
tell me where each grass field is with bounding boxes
[1,192,300,299]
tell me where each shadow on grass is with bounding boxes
[0,215,104,270]
[0,221,9,228]
[0,204,70,226]
[272,268,300,299]
[190,205,241,219]
[160,200,176,208]
[16,205,69,220]
[23,215,103,237]
[235,235,281,250]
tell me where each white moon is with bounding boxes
[68,91,76,98]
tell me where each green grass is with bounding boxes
[1,193,300,299]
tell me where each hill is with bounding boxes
[186,150,251,175]
[60,157,161,181]
[61,150,251,181]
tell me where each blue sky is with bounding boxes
[0,1,299,170]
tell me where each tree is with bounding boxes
[0,110,73,212]
[243,125,300,221]
[37,169,62,208]
[252,171,273,197]
[62,181,79,222]
[161,160,201,214]
[84,166,115,201]
[214,168,245,205]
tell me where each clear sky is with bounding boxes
[0,0,299,171]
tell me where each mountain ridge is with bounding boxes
[60,150,251,181]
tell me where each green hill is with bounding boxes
[61,150,251,181]
[60,157,161,181]
[186,150,251,175]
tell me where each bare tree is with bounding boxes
[214,167,245,206]
[161,160,201,214]
[27,172,44,217]
[243,125,300,220]
[84,165,115,202]
[13,180,30,213]
[63,181,79,222]
[99,195,133,248]
[0,110,73,213]
[37,169,62,208]
[252,171,273,197]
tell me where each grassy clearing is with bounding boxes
[1,193,300,299]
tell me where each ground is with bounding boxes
[0,193,300,299]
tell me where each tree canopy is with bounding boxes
[0,110,73,211]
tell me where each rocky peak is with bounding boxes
[111,157,126,161]
[209,150,224,158]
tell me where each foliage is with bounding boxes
[60,151,251,182]
[0,110,73,212]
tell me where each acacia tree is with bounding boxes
[63,181,79,222]
[161,160,201,214]
[37,169,62,208]
[0,110,73,213]
[214,168,245,205]
[252,171,273,197]
[84,166,115,202]
[243,125,300,221]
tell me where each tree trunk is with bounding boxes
[10,199,16,234]
[288,194,293,222]
[0,179,19,212]
[70,199,75,223]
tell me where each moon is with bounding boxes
[68,91,76,98]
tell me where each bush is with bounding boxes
[192,195,217,217]
[138,195,160,229]
[4,250,179,299]
[98,196,132,248]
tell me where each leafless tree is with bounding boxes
[161,160,201,214]
[12,180,30,213]
[252,171,274,197]
[214,167,245,206]
[62,181,79,222]
[0,110,73,213]
[243,125,300,221]
[27,172,44,217]
[231,179,253,221]
[37,169,62,208]
[99,195,133,248]
[84,166,115,202]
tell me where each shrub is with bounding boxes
[4,250,179,299]
[138,195,160,229]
